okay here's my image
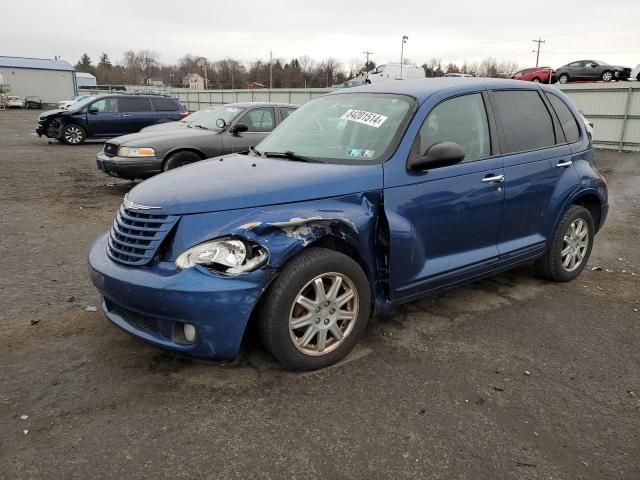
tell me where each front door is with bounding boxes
[222,106,276,154]
[85,97,120,136]
[385,92,505,300]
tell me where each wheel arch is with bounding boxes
[571,192,603,231]
[162,147,207,166]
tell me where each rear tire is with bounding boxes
[558,73,569,84]
[258,248,371,370]
[162,151,201,171]
[535,205,594,282]
[61,124,86,145]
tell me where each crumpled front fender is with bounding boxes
[167,192,385,307]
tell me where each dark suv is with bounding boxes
[36,94,187,145]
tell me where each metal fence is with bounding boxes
[80,81,640,152]
[557,82,640,152]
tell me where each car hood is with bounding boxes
[126,154,384,215]
[108,127,219,147]
[38,108,67,119]
[140,121,188,132]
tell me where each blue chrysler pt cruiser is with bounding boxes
[89,78,608,370]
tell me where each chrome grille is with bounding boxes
[107,206,179,266]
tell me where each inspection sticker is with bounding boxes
[340,109,388,128]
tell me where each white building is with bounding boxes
[183,73,204,90]
[0,56,76,103]
[75,72,97,88]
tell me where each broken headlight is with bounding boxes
[175,238,268,274]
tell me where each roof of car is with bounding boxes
[225,102,298,108]
[331,77,543,103]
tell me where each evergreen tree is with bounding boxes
[75,53,96,76]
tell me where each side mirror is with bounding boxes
[229,123,249,135]
[407,141,465,171]
[88,107,99,114]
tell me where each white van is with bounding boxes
[366,64,425,83]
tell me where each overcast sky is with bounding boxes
[3,0,639,70]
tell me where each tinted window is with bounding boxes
[151,97,178,111]
[237,107,275,132]
[492,90,555,153]
[117,97,152,112]
[569,62,584,68]
[547,94,580,143]
[412,93,490,163]
[279,107,297,120]
[90,98,118,113]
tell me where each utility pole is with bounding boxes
[400,35,408,79]
[269,51,273,89]
[362,50,373,71]
[532,37,545,67]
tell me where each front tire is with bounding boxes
[558,73,569,84]
[601,71,613,82]
[535,205,594,282]
[259,248,371,370]
[61,124,86,145]
[162,151,202,171]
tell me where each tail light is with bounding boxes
[178,112,189,119]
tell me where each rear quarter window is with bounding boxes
[151,97,178,111]
[547,94,581,143]
[491,90,556,153]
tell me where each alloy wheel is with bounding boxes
[64,126,83,144]
[561,218,589,272]
[602,71,613,81]
[288,272,359,356]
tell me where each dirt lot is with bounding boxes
[1,109,639,479]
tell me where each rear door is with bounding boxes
[222,106,276,153]
[117,97,156,133]
[385,91,505,299]
[85,97,121,136]
[489,89,577,260]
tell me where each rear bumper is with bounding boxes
[96,152,162,180]
[89,232,273,360]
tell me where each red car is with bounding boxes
[512,67,555,83]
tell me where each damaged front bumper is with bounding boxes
[89,232,274,360]
[96,152,162,180]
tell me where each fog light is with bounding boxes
[183,323,197,343]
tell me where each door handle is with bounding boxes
[482,174,505,183]
[556,160,573,168]
[121,114,132,118]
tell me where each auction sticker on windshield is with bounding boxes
[340,109,388,128]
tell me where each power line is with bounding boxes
[362,50,373,68]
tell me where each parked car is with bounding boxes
[512,67,555,83]
[24,96,43,109]
[140,106,228,132]
[89,78,608,370]
[36,94,188,145]
[96,102,298,180]
[6,96,24,108]
[58,95,93,110]
[556,60,631,83]
[366,64,425,83]
[631,64,640,81]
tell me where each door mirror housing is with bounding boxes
[407,141,465,171]
[229,123,249,135]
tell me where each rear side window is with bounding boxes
[118,97,152,112]
[151,97,178,111]
[491,90,555,153]
[547,94,580,143]
[279,107,297,120]
[411,93,491,163]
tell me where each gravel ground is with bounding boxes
[1,109,639,480]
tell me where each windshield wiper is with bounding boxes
[263,150,319,163]
[188,124,208,130]
[249,145,264,157]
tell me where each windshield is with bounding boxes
[185,105,244,129]
[256,93,414,163]
[68,96,97,111]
